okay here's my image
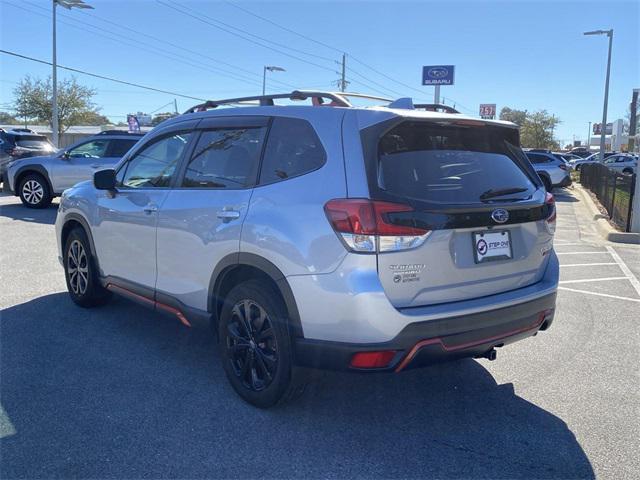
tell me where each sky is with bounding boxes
[0,0,638,146]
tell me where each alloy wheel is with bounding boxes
[22,180,44,205]
[67,239,89,295]
[226,299,278,392]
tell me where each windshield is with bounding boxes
[377,121,536,204]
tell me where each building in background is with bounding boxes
[588,118,628,152]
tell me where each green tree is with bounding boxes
[151,112,178,126]
[521,110,560,150]
[0,111,20,124]
[500,107,560,149]
[13,75,102,136]
[82,111,111,126]
[499,107,528,127]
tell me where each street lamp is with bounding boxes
[584,29,613,162]
[52,0,93,148]
[587,121,592,150]
[262,66,285,96]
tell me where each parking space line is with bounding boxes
[556,251,608,255]
[554,242,594,246]
[558,286,640,302]
[559,276,628,284]
[560,262,617,267]
[606,246,640,296]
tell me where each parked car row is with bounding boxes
[0,128,56,182]
[568,152,637,175]
[2,130,144,207]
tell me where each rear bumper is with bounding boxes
[555,174,572,188]
[294,292,556,372]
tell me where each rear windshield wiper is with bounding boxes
[480,187,529,200]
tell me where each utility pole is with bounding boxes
[52,0,58,147]
[340,53,347,92]
[51,0,94,148]
[174,98,178,114]
[587,121,592,149]
[584,29,614,162]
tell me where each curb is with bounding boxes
[573,184,640,245]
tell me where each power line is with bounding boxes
[15,0,268,91]
[0,49,206,101]
[55,1,297,91]
[156,0,340,76]
[223,2,474,108]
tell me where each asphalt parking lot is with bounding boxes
[1,188,638,479]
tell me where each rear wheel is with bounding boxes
[19,173,52,209]
[218,280,303,408]
[64,228,111,308]
[622,168,633,175]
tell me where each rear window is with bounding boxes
[376,121,536,204]
[15,135,54,150]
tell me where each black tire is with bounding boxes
[622,168,633,175]
[541,176,553,193]
[218,280,304,408]
[63,227,111,308]
[575,164,582,172]
[19,173,52,209]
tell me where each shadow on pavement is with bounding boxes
[553,189,579,202]
[0,201,58,225]
[0,293,594,479]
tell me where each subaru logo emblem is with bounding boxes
[428,67,448,78]
[491,209,509,224]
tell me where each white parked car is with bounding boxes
[602,154,638,175]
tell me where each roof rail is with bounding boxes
[183,90,393,114]
[8,127,37,133]
[413,104,460,114]
[96,130,145,136]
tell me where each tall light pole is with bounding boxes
[587,121,592,149]
[262,66,285,96]
[51,0,93,148]
[584,29,613,162]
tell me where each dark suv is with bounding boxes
[0,128,56,182]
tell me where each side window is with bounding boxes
[182,127,266,188]
[67,140,110,158]
[527,153,548,164]
[108,138,139,158]
[120,132,192,188]
[259,117,326,184]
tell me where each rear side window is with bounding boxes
[182,127,266,188]
[377,121,535,204]
[259,117,326,185]
[15,135,53,150]
[108,139,138,157]
[526,153,551,164]
[68,140,109,158]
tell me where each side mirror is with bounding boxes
[94,169,117,191]
[60,151,70,160]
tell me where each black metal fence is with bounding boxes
[580,163,636,232]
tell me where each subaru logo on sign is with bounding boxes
[491,209,509,224]
[422,65,455,85]
[428,67,449,78]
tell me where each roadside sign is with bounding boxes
[422,65,455,86]
[479,104,496,119]
[127,114,140,133]
[593,123,613,135]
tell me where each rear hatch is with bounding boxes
[360,118,554,308]
[12,135,56,157]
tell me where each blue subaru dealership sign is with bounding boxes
[422,65,455,85]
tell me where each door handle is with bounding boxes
[90,164,101,169]
[216,210,241,221]
[143,204,158,214]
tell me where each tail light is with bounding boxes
[324,199,430,253]
[545,192,556,234]
[350,350,397,369]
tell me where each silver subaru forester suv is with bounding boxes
[55,91,559,408]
